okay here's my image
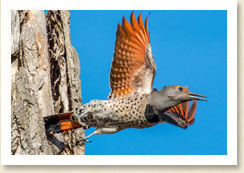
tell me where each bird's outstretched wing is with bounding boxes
[109,12,197,126]
[166,100,198,128]
[109,12,156,99]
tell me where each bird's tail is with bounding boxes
[44,112,82,133]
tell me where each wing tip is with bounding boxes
[120,12,150,41]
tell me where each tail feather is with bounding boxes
[44,112,82,133]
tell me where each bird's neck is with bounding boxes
[149,90,179,112]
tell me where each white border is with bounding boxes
[1,0,237,165]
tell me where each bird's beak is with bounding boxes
[186,92,208,101]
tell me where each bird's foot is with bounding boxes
[77,135,92,146]
[82,138,92,143]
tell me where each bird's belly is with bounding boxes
[119,116,155,129]
[81,111,155,130]
[117,120,155,130]
[77,95,155,130]
[81,112,123,128]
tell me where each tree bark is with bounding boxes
[11,10,85,155]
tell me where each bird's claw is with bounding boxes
[82,138,92,143]
[76,136,92,146]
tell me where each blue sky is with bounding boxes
[69,10,227,155]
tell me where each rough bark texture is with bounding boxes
[11,10,85,155]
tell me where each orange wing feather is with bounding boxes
[109,12,156,99]
[168,101,198,125]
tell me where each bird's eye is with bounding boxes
[179,87,183,91]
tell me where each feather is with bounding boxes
[109,12,155,99]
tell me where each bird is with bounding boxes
[44,12,207,142]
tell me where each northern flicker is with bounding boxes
[44,12,207,142]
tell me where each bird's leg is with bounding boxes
[79,131,97,144]
[81,127,119,144]
[84,131,98,140]
[72,111,89,130]
[71,110,92,144]
[93,127,119,136]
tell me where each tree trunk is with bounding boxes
[11,10,85,155]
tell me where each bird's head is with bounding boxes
[160,85,207,102]
[150,85,207,111]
